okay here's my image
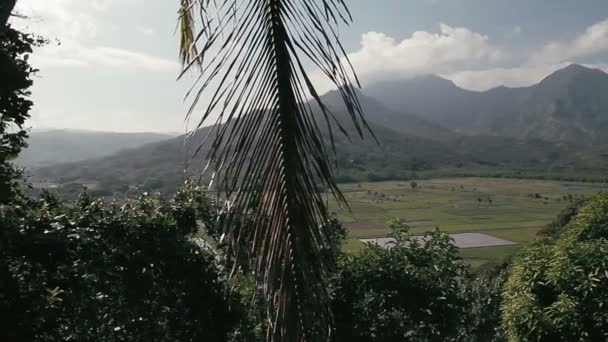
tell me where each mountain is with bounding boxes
[364,75,529,133]
[26,65,608,196]
[321,89,458,141]
[31,92,608,197]
[365,64,608,144]
[494,64,608,144]
[16,129,175,168]
[32,118,463,195]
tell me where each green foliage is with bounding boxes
[0,23,43,203]
[460,261,509,342]
[538,198,587,239]
[502,192,608,341]
[0,187,242,342]
[331,219,470,341]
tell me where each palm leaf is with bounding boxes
[177,0,370,340]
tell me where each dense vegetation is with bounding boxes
[332,220,471,341]
[0,21,41,203]
[3,172,608,341]
[0,189,242,342]
[502,192,608,341]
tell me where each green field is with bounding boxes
[329,178,607,264]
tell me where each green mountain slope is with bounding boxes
[494,64,608,144]
[31,92,608,196]
[364,75,529,134]
[366,64,608,144]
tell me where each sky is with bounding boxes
[11,0,608,133]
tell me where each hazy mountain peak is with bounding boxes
[559,63,600,74]
[367,74,458,91]
[539,63,606,85]
[410,74,457,87]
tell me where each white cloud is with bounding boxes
[444,61,608,92]
[14,0,175,72]
[444,18,608,91]
[504,26,523,39]
[13,0,122,40]
[29,107,184,133]
[513,26,523,35]
[443,62,571,91]
[33,41,178,71]
[345,24,502,85]
[83,46,176,70]
[136,26,156,36]
[310,18,608,93]
[530,18,608,64]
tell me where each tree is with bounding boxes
[177,1,371,341]
[461,261,509,342]
[0,18,41,203]
[502,193,608,341]
[331,219,470,341]
[0,186,244,342]
[410,181,418,190]
[0,0,17,27]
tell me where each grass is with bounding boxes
[332,177,607,265]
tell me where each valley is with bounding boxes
[21,64,608,267]
[330,178,608,265]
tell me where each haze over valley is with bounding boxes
[28,64,608,195]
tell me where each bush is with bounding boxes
[502,193,608,341]
[331,219,470,341]
[0,187,242,342]
[460,261,509,342]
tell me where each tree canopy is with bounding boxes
[502,193,608,341]
[0,186,245,342]
[0,20,41,203]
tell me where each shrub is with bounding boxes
[502,193,608,341]
[331,219,470,341]
[0,187,241,342]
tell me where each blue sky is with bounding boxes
[12,0,608,132]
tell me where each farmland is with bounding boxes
[329,178,608,265]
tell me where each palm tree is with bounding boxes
[177,0,370,341]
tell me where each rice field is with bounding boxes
[329,177,607,265]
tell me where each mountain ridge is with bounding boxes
[365,63,608,144]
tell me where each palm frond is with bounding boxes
[177,0,370,341]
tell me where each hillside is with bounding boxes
[31,91,608,196]
[32,120,464,194]
[27,65,608,196]
[321,89,458,141]
[365,64,608,144]
[494,64,608,144]
[364,75,529,133]
[17,129,174,167]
